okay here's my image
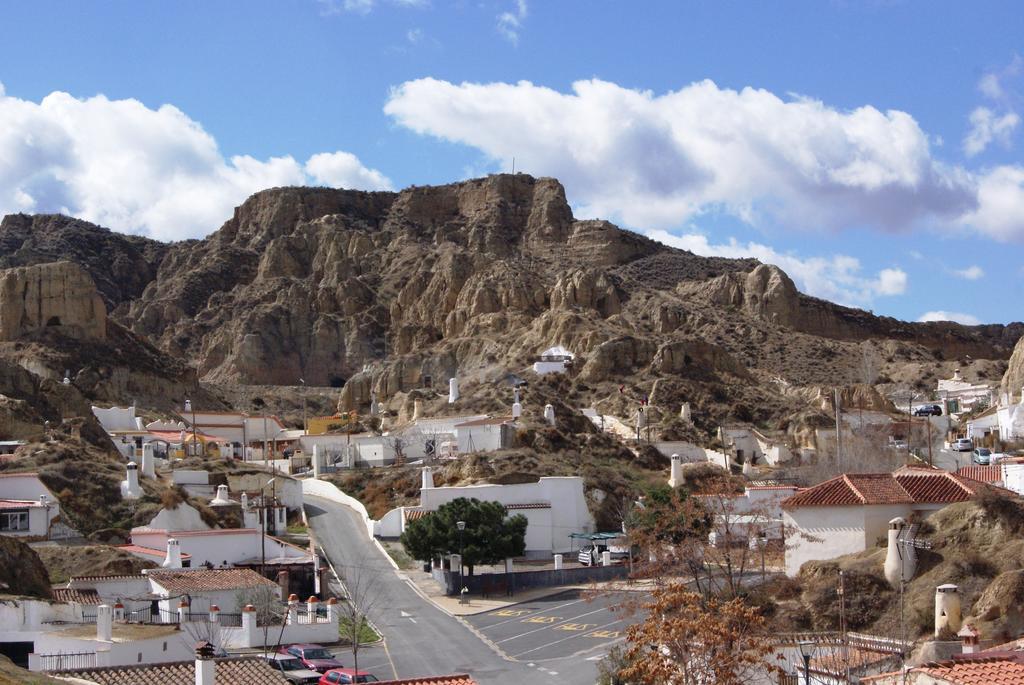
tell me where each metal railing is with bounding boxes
[39,652,97,671]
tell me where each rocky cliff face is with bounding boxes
[1003,336,1024,401]
[0,174,1020,433]
[0,262,106,342]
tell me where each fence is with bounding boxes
[38,652,97,671]
[435,562,630,596]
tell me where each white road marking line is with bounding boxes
[477,597,588,631]
[494,605,616,644]
[511,618,626,659]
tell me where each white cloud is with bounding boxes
[952,265,985,280]
[385,77,1024,243]
[406,27,423,44]
[306,151,393,190]
[385,77,980,235]
[963,107,1020,156]
[497,0,528,45]
[646,228,906,307]
[960,165,1024,242]
[0,84,392,240]
[318,0,426,14]
[918,311,981,326]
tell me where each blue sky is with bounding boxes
[0,1,1021,325]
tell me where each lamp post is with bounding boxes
[456,520,466,596]
[258,477,276,579]
[797,639,815,685]
[184,399,197,457]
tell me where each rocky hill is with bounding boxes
[0,174,1020,439]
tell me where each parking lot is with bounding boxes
[464,590,644,662]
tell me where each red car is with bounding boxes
[319,669,379,684]
[278,644,344,673]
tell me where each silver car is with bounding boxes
[261,654,322,684]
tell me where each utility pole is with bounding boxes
[299,378,307,434]
[834,388,843,470]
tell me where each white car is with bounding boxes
[954,438,973,452]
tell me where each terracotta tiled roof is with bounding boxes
[862,652,1024,684]
[52,588,101,605]
[956,465,1003,484]
[147,568,277,594]
[0,499,45,509]
[376,676,478,685]
[782,468,996,510]
[455,416,514,427]
[61,657,288,684]
[118,544,192,560]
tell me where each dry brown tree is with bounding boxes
[619,582,780,685]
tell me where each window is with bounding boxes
[327,674,340,684]
[0,511,29,532]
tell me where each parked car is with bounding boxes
[279,644,345,673]
[954,438,974,452]
[319,669,380,684]
[973,448,993,465]
[913,404,943,416]
[260,654,322,684]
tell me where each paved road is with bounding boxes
[465,590,641,662]
[305,496,607,685]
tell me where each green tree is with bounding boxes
[400,497,527,575]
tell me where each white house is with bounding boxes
[454,415,515,453]
[782,466,995,576]
[996,388,1024,442]
[127,528,309,569]
[532,345,574,375]
[377,470,594,557]
[0,473,60,538]
[694,485,800,542]
[937,369,994,415]
[145,567,280,614]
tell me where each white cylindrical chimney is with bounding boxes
[936,584,962,637]
[512,402,522,419]
[544,404,556,427]
[141,443,156,478]
[312,444,322,478]
[883,518,915,587]
[240,492,249,509]
[412,399,423,421]
[163,538,183,569]
[123,462,141,499]
[421,466,434,490]
[449,377,459,404]
[211,484,230,505]
[369,392,379,418]
[680,402,692,422]
[668,454,683,488]
[96,604,112,642]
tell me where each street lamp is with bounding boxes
[258,477,276,579]
[797,639,816,685]
[184,399,197,457]
[456,520,466,596]
[299,378,307,435]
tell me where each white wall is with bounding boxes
[0,474,53,501]
[455,423,506,453]
[147,503,209,531]
[532,360,567,375]
[131,529,307,567]
[226,473,302,511]
[91,406,141,433]
[171,470,209,486]
[418,477,593,553]
[784,504,912,576]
